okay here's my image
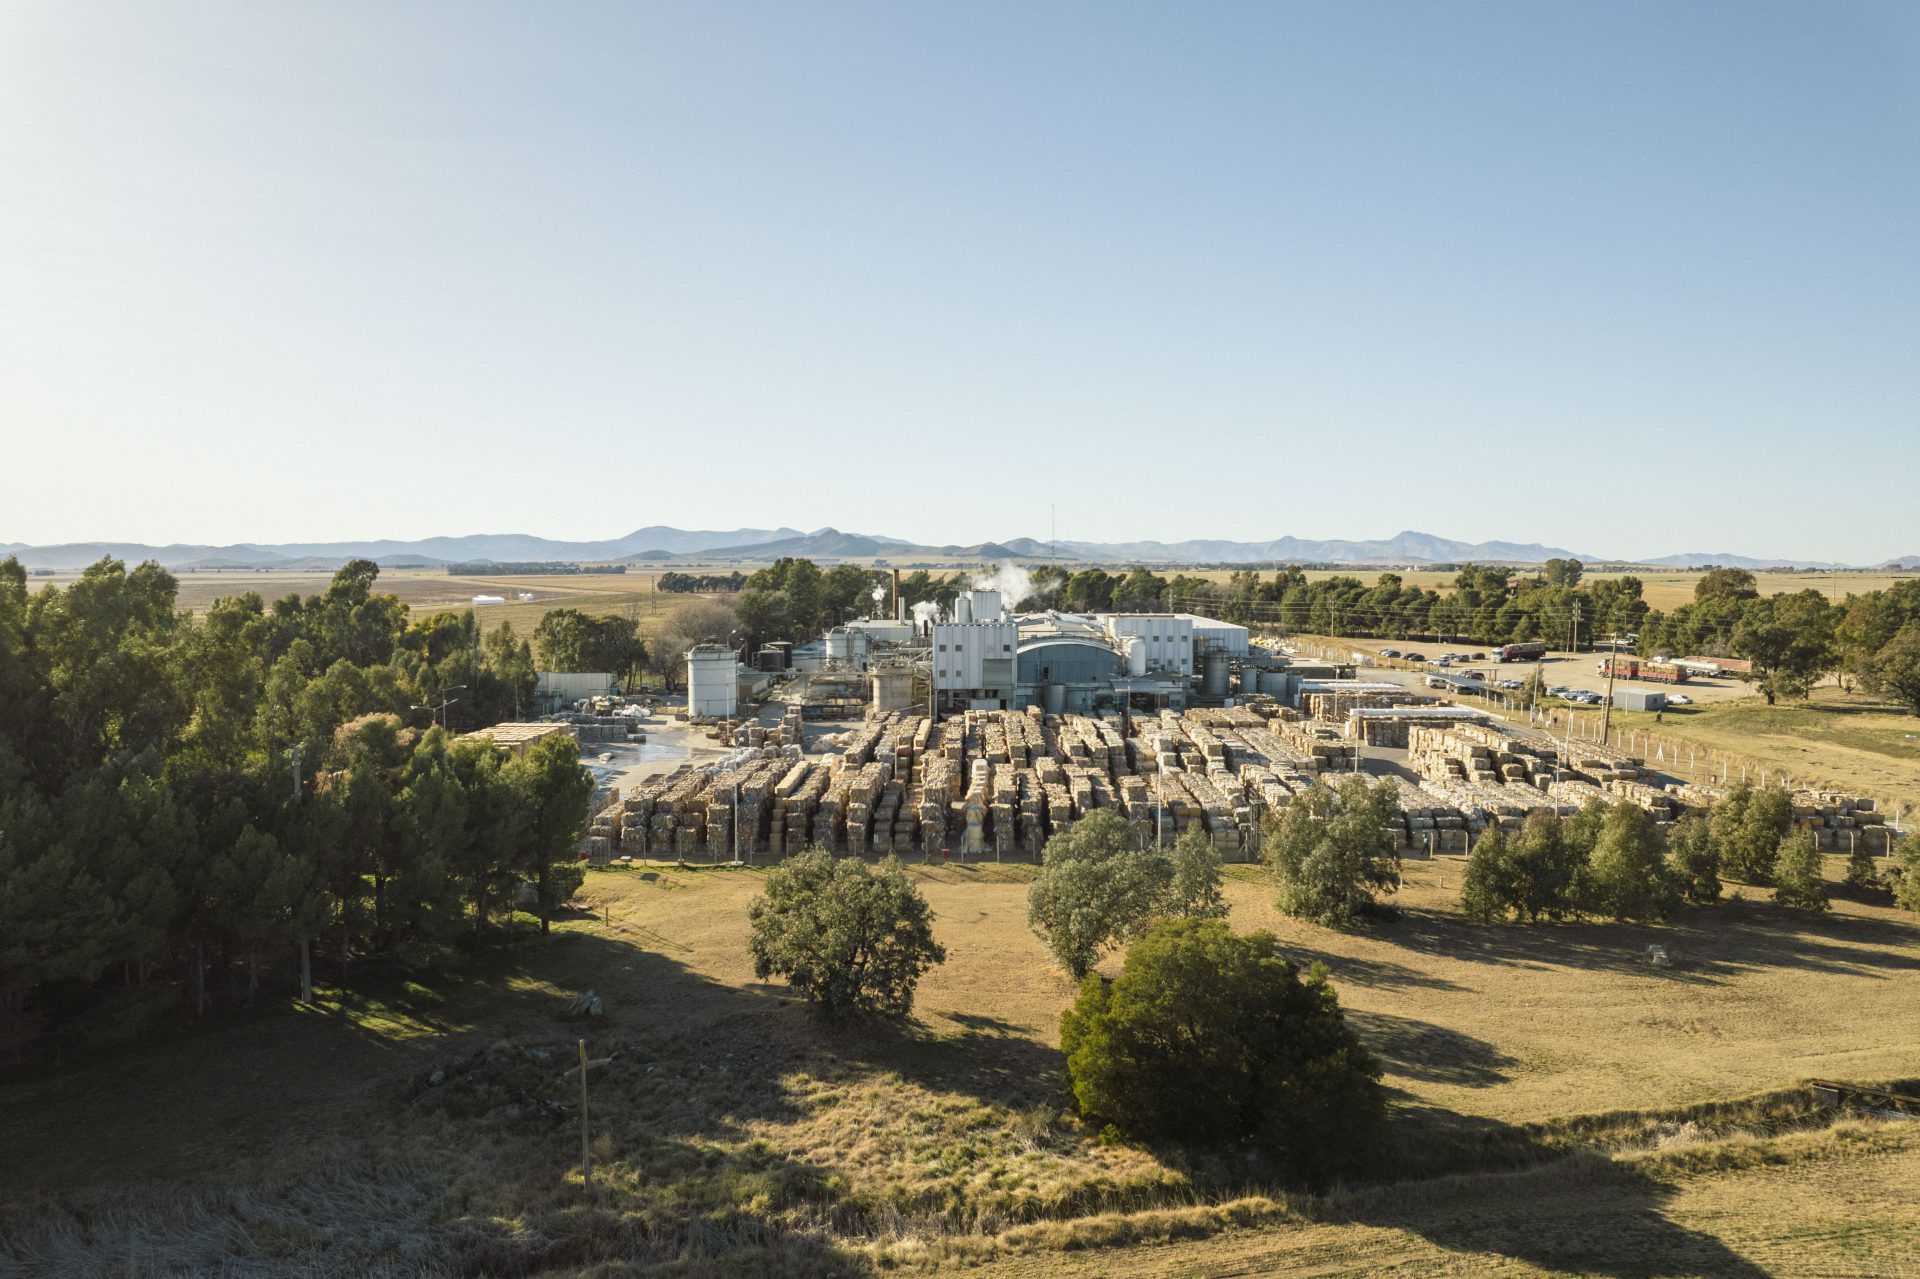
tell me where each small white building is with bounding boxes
[536,671,616,703]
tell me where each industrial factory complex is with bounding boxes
[685,587,1302,723]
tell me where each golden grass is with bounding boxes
[5,854,1920,1275]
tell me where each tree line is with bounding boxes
[0,557,596,1064]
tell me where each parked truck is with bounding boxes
[1492,641,1548,662]
[1597,656,1690,684]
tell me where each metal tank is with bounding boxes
[825,627,852,666]
[1202,648,1230,699]
[1043,682,1067,715]
[686,644,738,718]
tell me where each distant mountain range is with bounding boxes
[2,526,1908,572]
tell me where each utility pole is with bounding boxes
[1600,634,1621,745]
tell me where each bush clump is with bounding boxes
[1059,918,1381,1181]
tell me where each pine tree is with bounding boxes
[1771,828,1829,912]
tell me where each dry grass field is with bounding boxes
[5,856,1918,1276]
[26,567,696,639]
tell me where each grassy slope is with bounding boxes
[4,858,1919,1275]
[1605,688,1920,818]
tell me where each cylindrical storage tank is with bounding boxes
[1203,649,1229,698]
[825,627,852,667]
[1259,669,1292,697]
[955,595,973,624]
[1124,636,1147,677]
[848,628,872,670]
[687,644,739,718]
[1044,682,1066,715]
[770,641,793,669]
[1239,664,1263,694]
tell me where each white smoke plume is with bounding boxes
[968,563,1055,610]
[911,600,941,628]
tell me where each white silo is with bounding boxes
[687,644,738,718]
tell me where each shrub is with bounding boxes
[1059,918,1381,1181]
[748,850,945,1018]
[1843,845,1884,895]
[1584,803,1680,921]
[1711,784,1793,886]
[1263,777,1402,927]
[1460,826,1518,923]
[1505,810,1588,922]
[1895,838,1920,913]
[1770,829,1829,913]
[1668,814,1721,905]
[1167,824,1229,921]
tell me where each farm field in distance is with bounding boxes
[25,566,695,640]
[4,859,1918,1276]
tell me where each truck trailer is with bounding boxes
[1598,656,1690,684]
[1492,641,1548,662]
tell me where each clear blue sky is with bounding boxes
[2,2,1915,561]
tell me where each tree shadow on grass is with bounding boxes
[1378,897,1920,986]
[1328,1101,1774,1279]
[1283,944,1472,992]
[1349,1010,1517,1088]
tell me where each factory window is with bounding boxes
[938,644,947,652]
[1003,644,1012,652]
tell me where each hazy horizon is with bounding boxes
[3,3,1916,561]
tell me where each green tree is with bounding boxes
[1694,568,1759,602]
[1843,844,1884,895]
[1864,623,1920,715]
[1059,918,1382,1180]
[1263,778,1403,927]
[1543,558,1584,588]
[1712,784,1793,885]
[1770,828,1829,912]
[1167,824,1229,920]
[1667,814,1721,904]
[1584,802,1679,921]
[1503,810,1588,922]
[1460,825,1518,922]
[748,850,946,1018]
[1893,837,1920,913]
[1028,810,1175,978]
[508,732,595,935]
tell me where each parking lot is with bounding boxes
[1328,640,1754,708]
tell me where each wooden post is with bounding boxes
[578,1038,592,1188]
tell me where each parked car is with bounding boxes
[1497,678,1523,690]
[1435,657,1452,667]
[1667,694,1693,706]
[1470,652,1488,661]
[1404,652,1426,663]
[1380,648,1401,658]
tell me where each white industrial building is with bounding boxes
[931,620,1019,711]
[536,671,617,703]
[1100,614,1196,675]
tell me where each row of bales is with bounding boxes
[590,703,1901,864]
